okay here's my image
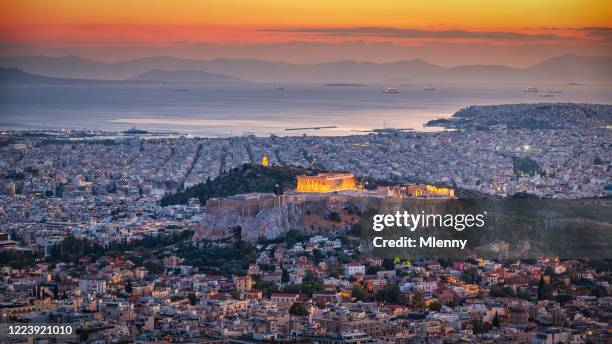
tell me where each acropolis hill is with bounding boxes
[193,171,454,243]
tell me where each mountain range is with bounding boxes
[0,67,246,84]
[0,67,83,84]
[128,69,244,83]
[0,53,610,83]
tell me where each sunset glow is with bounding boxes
[1,0,611,65]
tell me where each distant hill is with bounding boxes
[385,64,526,83]
[527,53,612,82]
[0,67,246,85]
[0,54,610,83]
[128,69,245,83]
[426,103,612,130]
[0,67,89,84]
[0,55,109,79]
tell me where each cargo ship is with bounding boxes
[383,87,399,93]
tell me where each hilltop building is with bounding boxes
[405,184,455,198]
[296,173,357,193]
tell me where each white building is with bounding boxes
[343,263,366,276]
[79,279,107,294]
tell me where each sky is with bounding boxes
[1,0,611,66]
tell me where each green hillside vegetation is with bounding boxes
[512,156,540,177]
[160,164,320,206]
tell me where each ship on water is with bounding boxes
[383,87,399,93]
[525,86,539,92]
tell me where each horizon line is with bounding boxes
[2,52,611,69]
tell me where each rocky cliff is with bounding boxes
[192,200,305,243]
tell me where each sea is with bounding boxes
[1,82,610,137]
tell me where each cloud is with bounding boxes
[579,27,612,39]
[260,27,564,41]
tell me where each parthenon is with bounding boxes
[296,173,357,193]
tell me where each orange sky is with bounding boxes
[1,0,611,65]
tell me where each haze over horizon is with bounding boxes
[1,0,611,67]
[2,53,611,83]
[0,1,611,133]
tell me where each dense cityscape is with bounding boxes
[1,0,611,341]
[1,102,611,343]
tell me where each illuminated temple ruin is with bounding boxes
[296,173,357,193]
[406,184,455,198]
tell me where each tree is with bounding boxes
[382,259,395,270]
[312,249,324,264]
[588,259,609,273]
[0,250,39,269]
[256,236,268,245]
[445,300,459,308]
[512,156,540,177]
[289,303,309,316]
[326,263,340,278]
[314,300,326,309]
[328,211,341,222]
[366,265,383,275]
[490,285,515,297]
[462,268,478,284]
[591,286,609,297]
[471,320,491,334]
[188,293,198,305]
[144,260,164,274]
[461,268,478,284]
[556,293,572,304]
[537,276,553,300]
[428,301,442,312]
[351,285,368,301]
[376,284,402,304]
[492,312,500,328]
[301,280,324,297]
[253,278,279,298]
[411,292,425,309]
[285,229,305,247]
[53,284,59,300]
